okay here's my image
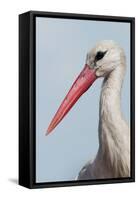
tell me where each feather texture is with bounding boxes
[77,43,130,180]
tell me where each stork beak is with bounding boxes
[46,64,97,135]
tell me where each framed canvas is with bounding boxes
[19,11,135,189]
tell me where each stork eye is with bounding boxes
[95,51,107,61]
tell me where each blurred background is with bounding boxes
[36,17,130,182]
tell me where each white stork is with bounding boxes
[46,40,130,179]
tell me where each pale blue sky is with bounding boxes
[36,17,130,183]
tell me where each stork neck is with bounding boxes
[100,66,125,122]
[96,65,130,178]
[98,65,126,153]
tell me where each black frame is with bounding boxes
[19,10,135,189]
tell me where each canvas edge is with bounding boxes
[19,12,34,188]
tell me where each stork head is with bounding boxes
[46,40,125,135]
[86,40,125,77]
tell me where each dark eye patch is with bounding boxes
[95,51,107,61]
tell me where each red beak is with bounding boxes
[46,64,97,135]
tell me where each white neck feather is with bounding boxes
[96,65,130,178]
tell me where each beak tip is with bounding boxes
[45,126,53,136]
[45,131,49,136]
[45,130,50,136]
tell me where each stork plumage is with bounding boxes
[46,40,130,179]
